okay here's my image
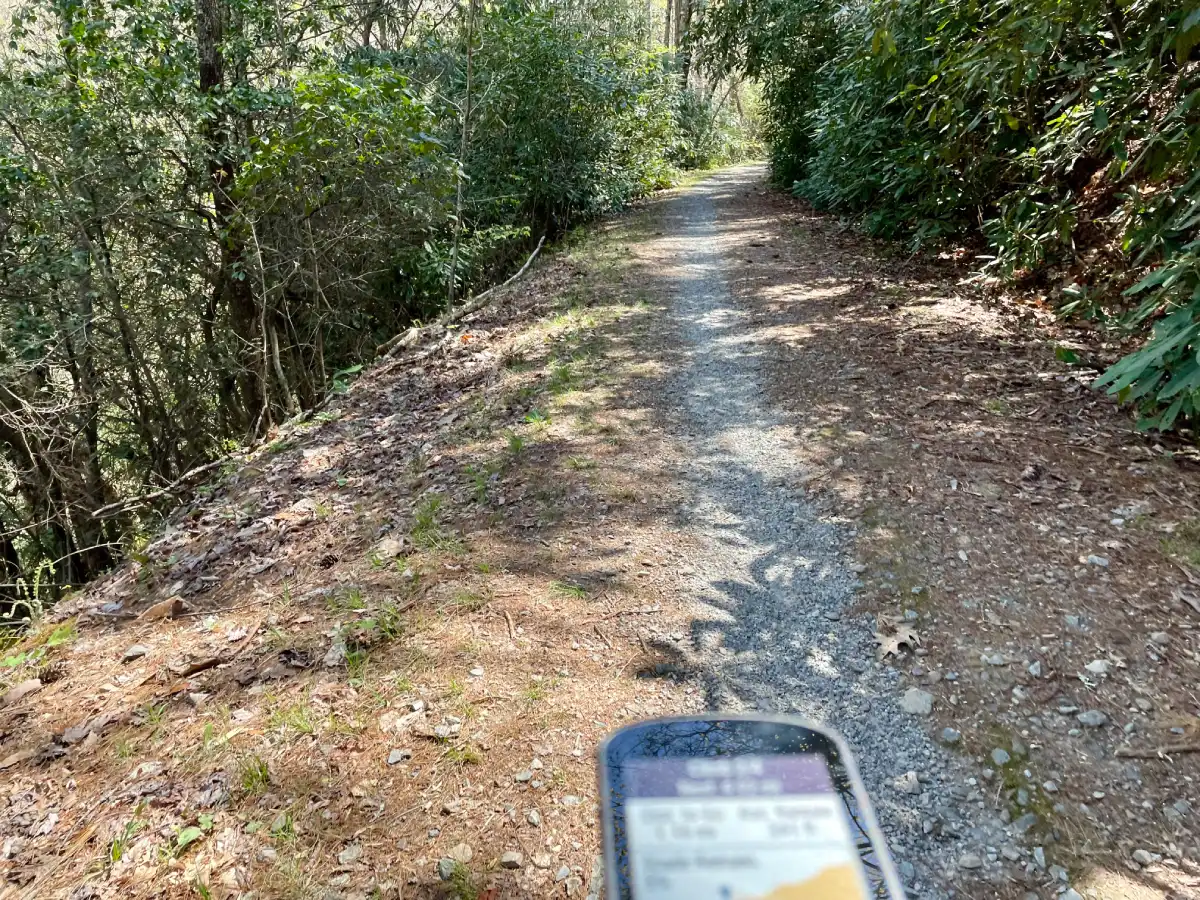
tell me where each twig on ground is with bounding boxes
[580,604,661,625]
[91,458,226,518]
[1115,744,1200,759]
[593,624,613,648]
[504,609,517,640]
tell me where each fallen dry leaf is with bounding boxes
[0,678,42,707]
[0,748,37,769]
[138,596,186,621]
[875,618,920,658]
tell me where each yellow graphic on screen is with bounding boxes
[739,863,868,899]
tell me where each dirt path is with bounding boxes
[2,166,1197,900]
[619,166,1198,900]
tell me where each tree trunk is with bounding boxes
[196,0,266,437]
[676,0,692,81]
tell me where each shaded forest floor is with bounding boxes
[0,166,1197,900]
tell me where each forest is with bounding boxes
[0,0,749,611]
[2,0,1198,614]
[696,0,1200,429]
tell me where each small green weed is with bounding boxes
[566,455,595,470]
[548,362,577,395]
[550,581,586,599]
[108,803,145,865]
[346,648,370,684]
[270,701,316,736]
[524,408,550,425]
[1163,520,1200,569]
[327,586,367,612]
[45,620,78,647]
[410,496,464,553]
[444,744,483,767]
[172,814,213,857]
[142,702,169,728]
[522,682,547,703]
[446,861,478,900]
[449,590,489,613]
[270,811,296,841]
[506,431,526,455]
[444,678,466,700]
[239,755,271,796]
[464,463,498,503]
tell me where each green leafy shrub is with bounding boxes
[697,0,1200,430]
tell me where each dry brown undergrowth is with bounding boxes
[0,207,700,900]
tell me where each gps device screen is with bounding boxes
[622,754,871,899]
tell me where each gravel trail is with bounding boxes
[650,166,1008,898]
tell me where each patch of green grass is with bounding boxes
[44,620,78,648]
[505,431,526,455]
[982,398,1011,416]
[550,580,587,599]
[239,755,271,796]
[449,590,489,613]
[390,675,415,693]
[566,455,596,470]
[270,701,316,736]
[410,496,465,553]
[115,737,137,759]
[267,438,297,454]
[108,803,145,865]
[522,683,547,703]
[464,463,499,503]
[524,408,550,425]
[548,362,577,395]
[446,861,479,900]
[346,648,370,685]
[445,744,483,767]
[1163,519,1200,569]
[141,702,169,728]
[327,586,367,612]
[269,811,296,841]
[444,678,466,700]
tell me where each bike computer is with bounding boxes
[598,715,906,899]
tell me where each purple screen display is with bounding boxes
[624,755,836,799]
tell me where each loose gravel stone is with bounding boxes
[1077,710,1109,727]
[900,688,934,715]
[957,853,983,870]
[644,168,1013,900]
[499,851,523,869]
[526,809,542,827]
[991,748,1011,766]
